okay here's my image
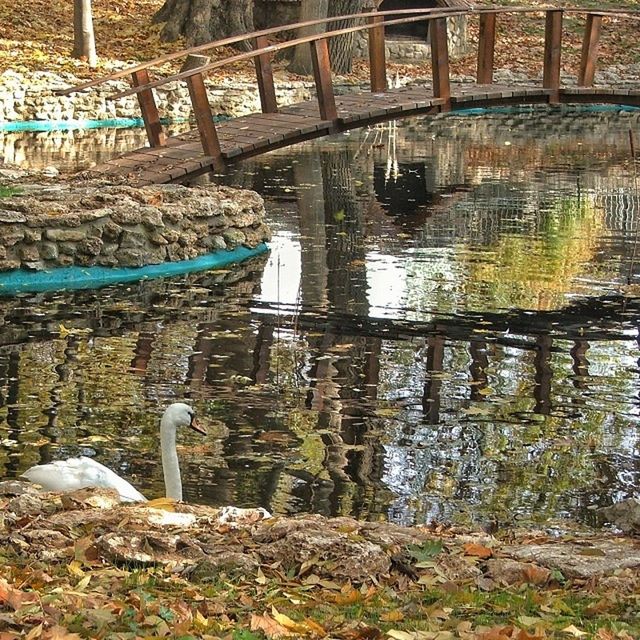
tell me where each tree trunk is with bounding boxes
[72,0,97,68]
[328,0,365,75]
[153,0,254,49]
[288,0,329,75]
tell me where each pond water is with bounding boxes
[1,106,640,530]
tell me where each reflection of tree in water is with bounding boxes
[293,149,390,517]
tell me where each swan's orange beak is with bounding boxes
[190,418,207,436]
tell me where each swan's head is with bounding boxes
[163,402,207,436]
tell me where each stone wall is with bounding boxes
[353,16,469,62]
[0,71,316,124]
[0,183,271,272]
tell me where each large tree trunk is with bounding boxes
[153,0,254,49]
[288,0,329,75]
[327,0,365,75]
[72,0,97,68]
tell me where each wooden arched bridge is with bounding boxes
[59,5,640,185]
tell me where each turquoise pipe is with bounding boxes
[0,243,269,295]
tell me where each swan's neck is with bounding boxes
[160,415,182,501]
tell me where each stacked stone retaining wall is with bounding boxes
[0,183,271,272]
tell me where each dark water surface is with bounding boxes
[2,106,640,529]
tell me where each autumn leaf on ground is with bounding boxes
[42,628,82,640]
[463,542,493,559]
[407,539,444,564]
[251,612,295,638]
[477,625,516,640]
[0,578,38,610]
[522,564,550,585]
[272,606,313,635]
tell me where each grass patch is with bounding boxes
[0,185,20,197]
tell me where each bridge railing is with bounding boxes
[57,6,640,170]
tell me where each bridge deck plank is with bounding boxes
[89,83,639,185]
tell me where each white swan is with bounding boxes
[21,402,206,502]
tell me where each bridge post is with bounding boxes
[131,69,166,148]
[185,73,225,171]
[543,9,563,103]
[368,14,387,93]
[578,13,602,87]
[430,17,451,111]
[477,13,496,85]
[310,38,338,121]
[254,35,279,113]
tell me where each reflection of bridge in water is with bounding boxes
[55,6,640,185]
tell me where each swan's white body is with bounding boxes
[21,403,204,502]
[21,456,147,502]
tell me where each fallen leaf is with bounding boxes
[562,626,588,638]
[388,631,416,640]
[477,625,515,640]
[522,565,550,585]
[0,578,38,611]
[380,610,404,622]
[463,543,493,559]
[251,612,294,638]
[272,606,310,635]
[42,628,82,640]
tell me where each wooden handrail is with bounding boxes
[55,6,471,96]
[103,6,640,102]
[55,5,640,97]
[107,8,482,101]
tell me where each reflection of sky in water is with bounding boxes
[2,108,640,527]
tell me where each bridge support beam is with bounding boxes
[185,73,225,172]
[543,9,563,103]
[254,35,279,113]
[578,13,602,87]
[131,69,166,148]
[430,17,451,111]
[368,14,387,93]
[311,38,338,121]
[477,13,496,85]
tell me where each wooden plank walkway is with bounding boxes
[91,82,640,186]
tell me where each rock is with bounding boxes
[599,498,640,534]
[149,232,169,246]
[39,242,58,261]
[0,210,27,224]
[223,228,246,247]
[77,236,103,256]
[45,228,86,242]
[18,244,41,262]
[504,539,640,579]
[119,228,147,250]
[102,220,123,241]
[188,553,260,581]
[110,206,144,225]
[7,492,61,517]
[23,229,41,243]
[0,480,41,496]
[485,558,551,586]
[253,516,392,582]
[98,530,205,567]
[217,506,272,526]
[116,248,146,267]
[206,235,227,250]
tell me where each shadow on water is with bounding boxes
[1,106,640,529]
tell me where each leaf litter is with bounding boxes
[0,485,638,639]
